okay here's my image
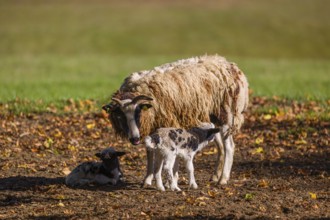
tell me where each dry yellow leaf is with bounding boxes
[255,137,264,145]
[62,167,71,176]
[207,189,219,198]
[309,192,317,199]
[255,147,264,154]
[202,147,217,155]
[263,114,272,120]
[258,179,269,188]
[86,123,95,129]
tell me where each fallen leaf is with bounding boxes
[263,114,272,120]
[196,196,209,201]
[244,193,253,200]
[309,192,317,200]
[207,189,219,198]
[202,147,217,155]
[255,137,264,145]
[255,147,264,154]
[258,179,269,188]
[62,167,71,176]
[86,123,95,129]
[44,138,54,148]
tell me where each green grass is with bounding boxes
[1,55,329,102]
[0,0,329,112]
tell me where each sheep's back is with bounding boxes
[118,55,248,137]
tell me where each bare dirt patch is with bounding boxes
[0,98,329,219]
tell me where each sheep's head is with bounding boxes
[102,94,153,145]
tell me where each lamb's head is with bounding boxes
[102,94,153,145]
[95,147,126,167]
[189,123,221,147]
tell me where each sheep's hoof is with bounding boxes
[141,182,152,188]
[210,174,220,183]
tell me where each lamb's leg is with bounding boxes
[211,132,225,183]
[219,126,235,185]
[185,157,198,189]
[154,152,165,191]
[142,147,154,187]
[163,155,181,191]
[173,158,180,188]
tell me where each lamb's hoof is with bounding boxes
[157,186,166,191]
[170,186,181,191]
[219,179,228,185]
[189,183,198,190]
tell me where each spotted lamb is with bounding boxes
[144,123,220,191]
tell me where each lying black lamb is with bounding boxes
[65,147,126,187]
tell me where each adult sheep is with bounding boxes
[103,55,249,184]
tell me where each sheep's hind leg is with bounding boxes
[220,134,235,185]
[142,148,154,188]
[211,132,225,183]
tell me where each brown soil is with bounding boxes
[0,98,329,219]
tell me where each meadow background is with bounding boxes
[1,1,329,218]
[0,0,329,112]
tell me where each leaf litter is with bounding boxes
[0,97,329,219]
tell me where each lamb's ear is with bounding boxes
[95,152,102,158]
[115,151,126,157]
[206,128,220,138]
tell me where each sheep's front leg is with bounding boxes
[211,132,225,183]
[219,126,235,185]
[142,148,154,187]
[185,157,198,189]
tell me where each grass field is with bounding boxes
[0,0,329,112]
[1,1,329,219]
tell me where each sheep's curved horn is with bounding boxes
[132,95,153,104]
[111,98,125,106]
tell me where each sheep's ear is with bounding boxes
[95,153,102,158]
[206,128,220,138]
[140,103,152,111]
[115,151,126,157]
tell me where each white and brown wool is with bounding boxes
[144,123,220,191]
[103,54,249,185]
